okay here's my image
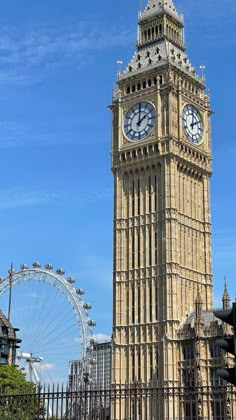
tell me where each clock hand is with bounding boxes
[137,113,147,127]
[137,108,154,126]
[190,120,199,128]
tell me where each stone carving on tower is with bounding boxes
[110,1,235,419]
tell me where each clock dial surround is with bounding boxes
[124,102,156,141]
[182,104,203,145]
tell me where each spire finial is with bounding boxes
[116,58,123,77]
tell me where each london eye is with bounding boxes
[0,263,96,386]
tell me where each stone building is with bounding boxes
[69,341,111,390]
[110,0,235,418]
[0,310,21,366]
[91,341,111,389]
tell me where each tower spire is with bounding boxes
[222,276,231,310]
[195,287,204,335]
[195,287,203,320]
[143,0,180,18]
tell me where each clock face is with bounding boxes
[182,104,203,144]
[124,102,155,141]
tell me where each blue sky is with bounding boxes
[0,0,235,372]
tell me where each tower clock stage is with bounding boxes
[109,0,231,419]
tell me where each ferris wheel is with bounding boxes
[0,263,96,386]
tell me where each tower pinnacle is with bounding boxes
[222,277,231,310]
[142,0,181,20]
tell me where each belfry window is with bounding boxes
[155,230,157,266]
[155,284,158,320]
[132,286,135,323]
[150,347,153,379]
[138,231,140,268]
[149,231,152,266]
[132,181,135,216]
[154,175,157,211]
[137,349,141,381]
[138,287,141,323]
[149,284,152,321]
[156,347,159,376]
[149,176,152,212]
[132,231,135,269]
[137,179,140,215]
[132,349,135,381]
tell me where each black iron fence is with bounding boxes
[0,384,235,419]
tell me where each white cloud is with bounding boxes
[40,363,55,371]
[93,333,111,343]
[0,21,133,85]
[0,188,59,210]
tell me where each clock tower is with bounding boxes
[111,0,213,414]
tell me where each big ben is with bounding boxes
[111,0,213,417]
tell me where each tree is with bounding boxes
[0,365,34,392]
[0,365,37,420]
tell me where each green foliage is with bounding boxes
[0,365,38,420]
[0,365,35,393]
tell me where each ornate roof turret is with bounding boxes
[118,0,204,87]
[141,0,181,22]
[222,277,231,310]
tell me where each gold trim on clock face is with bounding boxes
[123,101,156,141]
[182,104,204,145]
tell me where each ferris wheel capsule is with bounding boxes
[45,264,53,271]
[88,320,96,327]
[0,277,4,282]
[32,262,41,269]
[56,268,65,275]
[83,303,92,310]
[20,264,29,270]
[76,288,84,295]
[67,277,75,284]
